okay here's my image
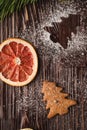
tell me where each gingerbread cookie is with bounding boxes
[42,81,77,118]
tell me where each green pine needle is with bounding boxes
[0,0,37,20]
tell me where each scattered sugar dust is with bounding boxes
[16,0,87,65]
[14,0,87,116]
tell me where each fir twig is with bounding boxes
[0,0,37,20]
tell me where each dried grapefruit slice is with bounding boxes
[0,38,38,86]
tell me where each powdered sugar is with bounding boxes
[14,0,87,115]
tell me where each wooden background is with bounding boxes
[0,0,87,130]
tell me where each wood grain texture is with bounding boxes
[0,0,87,130]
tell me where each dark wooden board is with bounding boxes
[0,0,87,130]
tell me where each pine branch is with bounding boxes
[0,0,37,20]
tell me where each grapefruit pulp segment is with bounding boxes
[2,44,15,57]
[21,65,33,75]
[9,42,18,56]
[17,43,24,57]
[2,64,16,79]
[0,52,13,65]
[19,66,29,82]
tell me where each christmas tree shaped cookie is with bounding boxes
[42,81,77,118]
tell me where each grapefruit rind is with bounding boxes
[0,38,38,86]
